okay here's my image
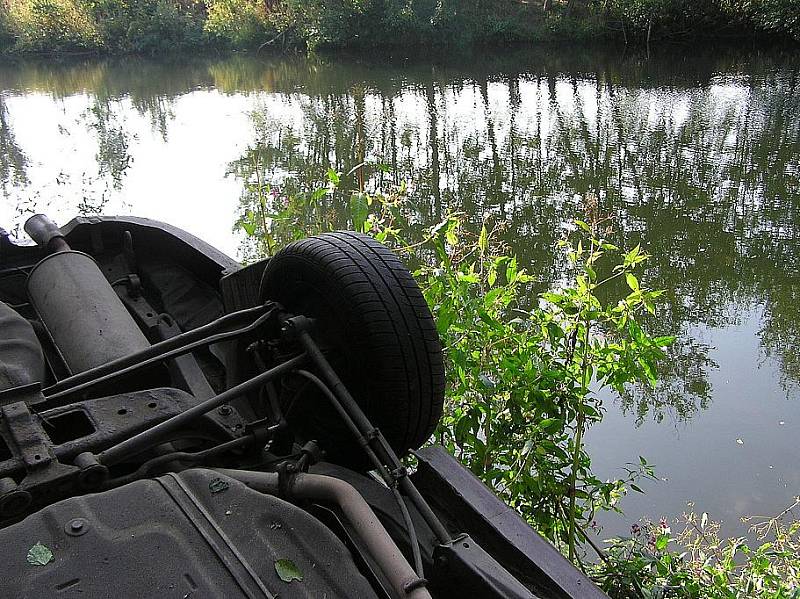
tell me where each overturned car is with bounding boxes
[0,214,606,599]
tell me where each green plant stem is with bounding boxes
[568,328,590,561]
[568,234,597,561]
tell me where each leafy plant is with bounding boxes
[412,206,669,560]
[2,0,798,55]
[593,500,800,598]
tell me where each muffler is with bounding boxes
[24,214,149,375]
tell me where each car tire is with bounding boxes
[259,231,445,466]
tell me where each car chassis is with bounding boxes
[0,215,605,599]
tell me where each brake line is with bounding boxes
[285,318,452,546]
[41,306,276,408]
[44,304,271,397]
[97,352,307,466]
[295,368,426,578]
[106,434,256,487]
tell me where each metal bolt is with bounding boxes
[65,517,89,536]
[217,405,232,416]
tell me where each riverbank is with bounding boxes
[0,0,797,56]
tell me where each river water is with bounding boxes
[1,45,798,541]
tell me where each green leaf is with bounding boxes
[637,356,657,387]
[630,483,644,493]
[275,558,303,583]
[310,187,327,202]
[624,244,641,266]
[574,219,591,233]
[484,287,503,307]
[539,418,561,432]
[26,542,54,566]
[478,224,488,254]
[326,168,340,186]
[209,478,230,494]
[625,273,640,292]
[505,258,518,283]
[445,219,459,246]
[241,221,257,236]
[436,306,456,334]
[541,292,564,305]
[656,535,669,551]
[454,415,475,445]
[349,192,369,233]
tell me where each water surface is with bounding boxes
[1,46,798,540]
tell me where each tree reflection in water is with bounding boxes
[1,47,798,424]
[224,50,799,424]
[0,94,29,210]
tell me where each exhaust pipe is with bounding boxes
[24,214,149,375]
[212,469,432,599]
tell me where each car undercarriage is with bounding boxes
[0,214,605,599]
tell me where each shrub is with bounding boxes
[204,0,275,49]
[415,212,669,557]
[604,0,745,41]
[274,0,380,49]
[594,502,800,598]
[272,0,519,49]
[89,0,204,54]
[8,0,101,52]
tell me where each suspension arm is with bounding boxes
[97,352,306,466]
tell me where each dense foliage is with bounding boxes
[203,0,274,49]
[414,213,670,559]
[0,2,12,49]
[88,0,204,54]
[2,0,204,53]
[0,0,797,54]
